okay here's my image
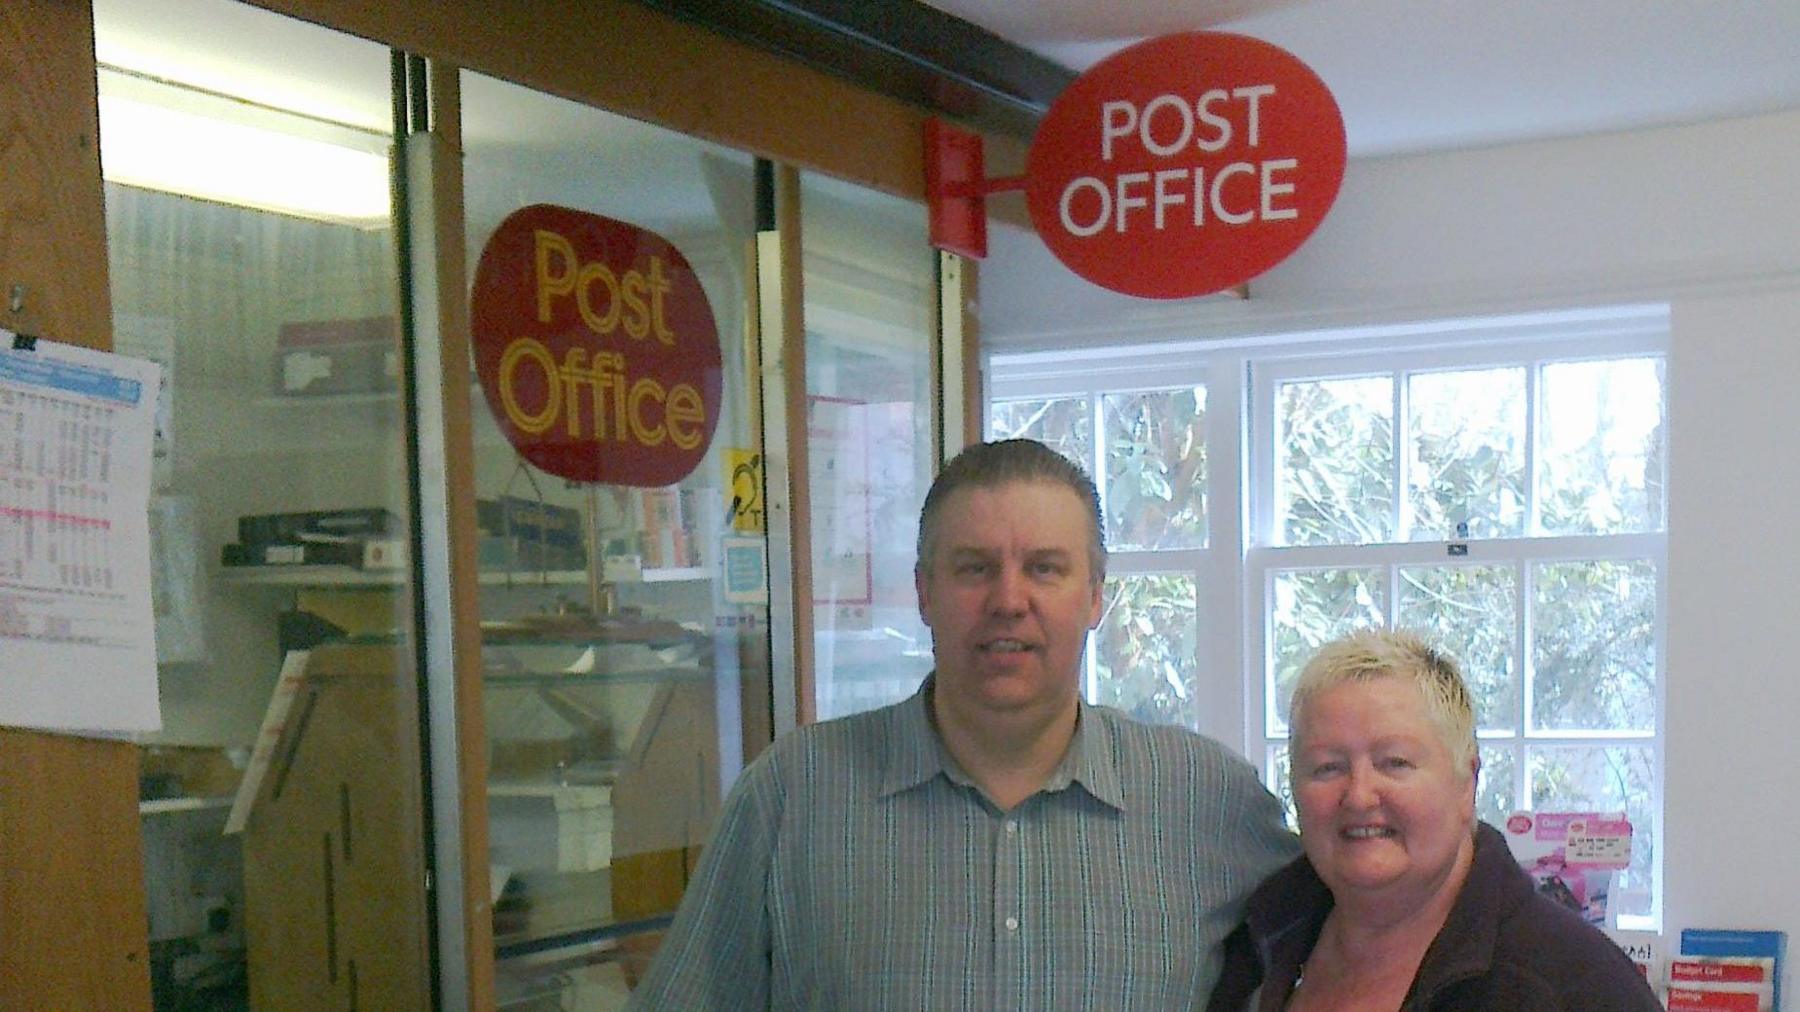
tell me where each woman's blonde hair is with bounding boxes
[1288,627,1478,774]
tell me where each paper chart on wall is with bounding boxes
[0,329,163,735]
[806,395,874,626]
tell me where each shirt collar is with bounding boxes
[876,679,945,797]
[878,673,1126,811]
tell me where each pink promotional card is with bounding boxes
[1502,811,1632,927]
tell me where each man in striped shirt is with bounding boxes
[629,439,1298,1010]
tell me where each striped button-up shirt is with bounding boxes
[628,678,1299,1010]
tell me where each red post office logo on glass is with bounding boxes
[1025,32,1347,299]
[471,204,722,486]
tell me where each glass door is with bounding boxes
[459,70,769,1010]
[94,1,434,1007]
[799,173,938,721]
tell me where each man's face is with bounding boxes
[916,480,1104,722]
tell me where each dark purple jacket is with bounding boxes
[1207,822,1662,1011]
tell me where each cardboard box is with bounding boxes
[489,783,614,874]
[477,496,584,549]
[273,316,398,396]
[238,507,398,547]
[477,535,586,573]
[221,538,403,570]
[241,646,432,1011]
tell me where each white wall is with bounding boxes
[1665,288,1800,943]
[983,108,1800,948]
[982,107,1800,349]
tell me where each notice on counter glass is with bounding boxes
[0,330,162,735]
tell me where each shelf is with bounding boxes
[494,913,674,962]
[139,796,235,816]
[216,564,405,588]
[217,564,710,589]
[253,390,398,407]
[483,666,711,688]
[253,375,477,409]
[640,566,707,583]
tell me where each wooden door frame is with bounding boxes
[0,2,153,1008]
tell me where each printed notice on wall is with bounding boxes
[0,330,163,735]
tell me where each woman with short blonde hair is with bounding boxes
[1209,628,1660,1011]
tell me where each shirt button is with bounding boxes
[1004,916,1020,931]
[1004,820,1019,834]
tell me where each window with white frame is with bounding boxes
[988,354,1243,740]
[988,307,1667,929]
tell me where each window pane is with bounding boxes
[1538,358,1666,535]
[1267,744,1297,831]
[1477,745,1518,829]
[804,171,936,721]
[1269,567,1386,733]
[1530,745,1655,919]
[989,396,1091,467]
[1531,559,1657,732]
[1103,387,1207,550]
[1094,574,1199,729]
[1406,368,1526,540]
[1277,376,1394,546]
[1397,564,1518,731]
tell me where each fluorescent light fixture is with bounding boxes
[97,67,390,226]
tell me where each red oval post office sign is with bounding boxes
[1025,32,1347,299]
[471,204,722,486]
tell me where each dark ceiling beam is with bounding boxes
[630,0,1075,138]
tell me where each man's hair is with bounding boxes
[916,438,1106,581]
[1288,627,1478,773]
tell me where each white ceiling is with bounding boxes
[924,0,1800,157]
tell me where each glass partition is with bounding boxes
[800,174,936,721]
[460,70,769,1009]
[95,2,431,1007]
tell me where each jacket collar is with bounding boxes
[1240,822,1527,1009]
[1241,848,1333,1010]
[1405,822,1529,1003]
[877,674,1125,811]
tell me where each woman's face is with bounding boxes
[1293,676,1477,908]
